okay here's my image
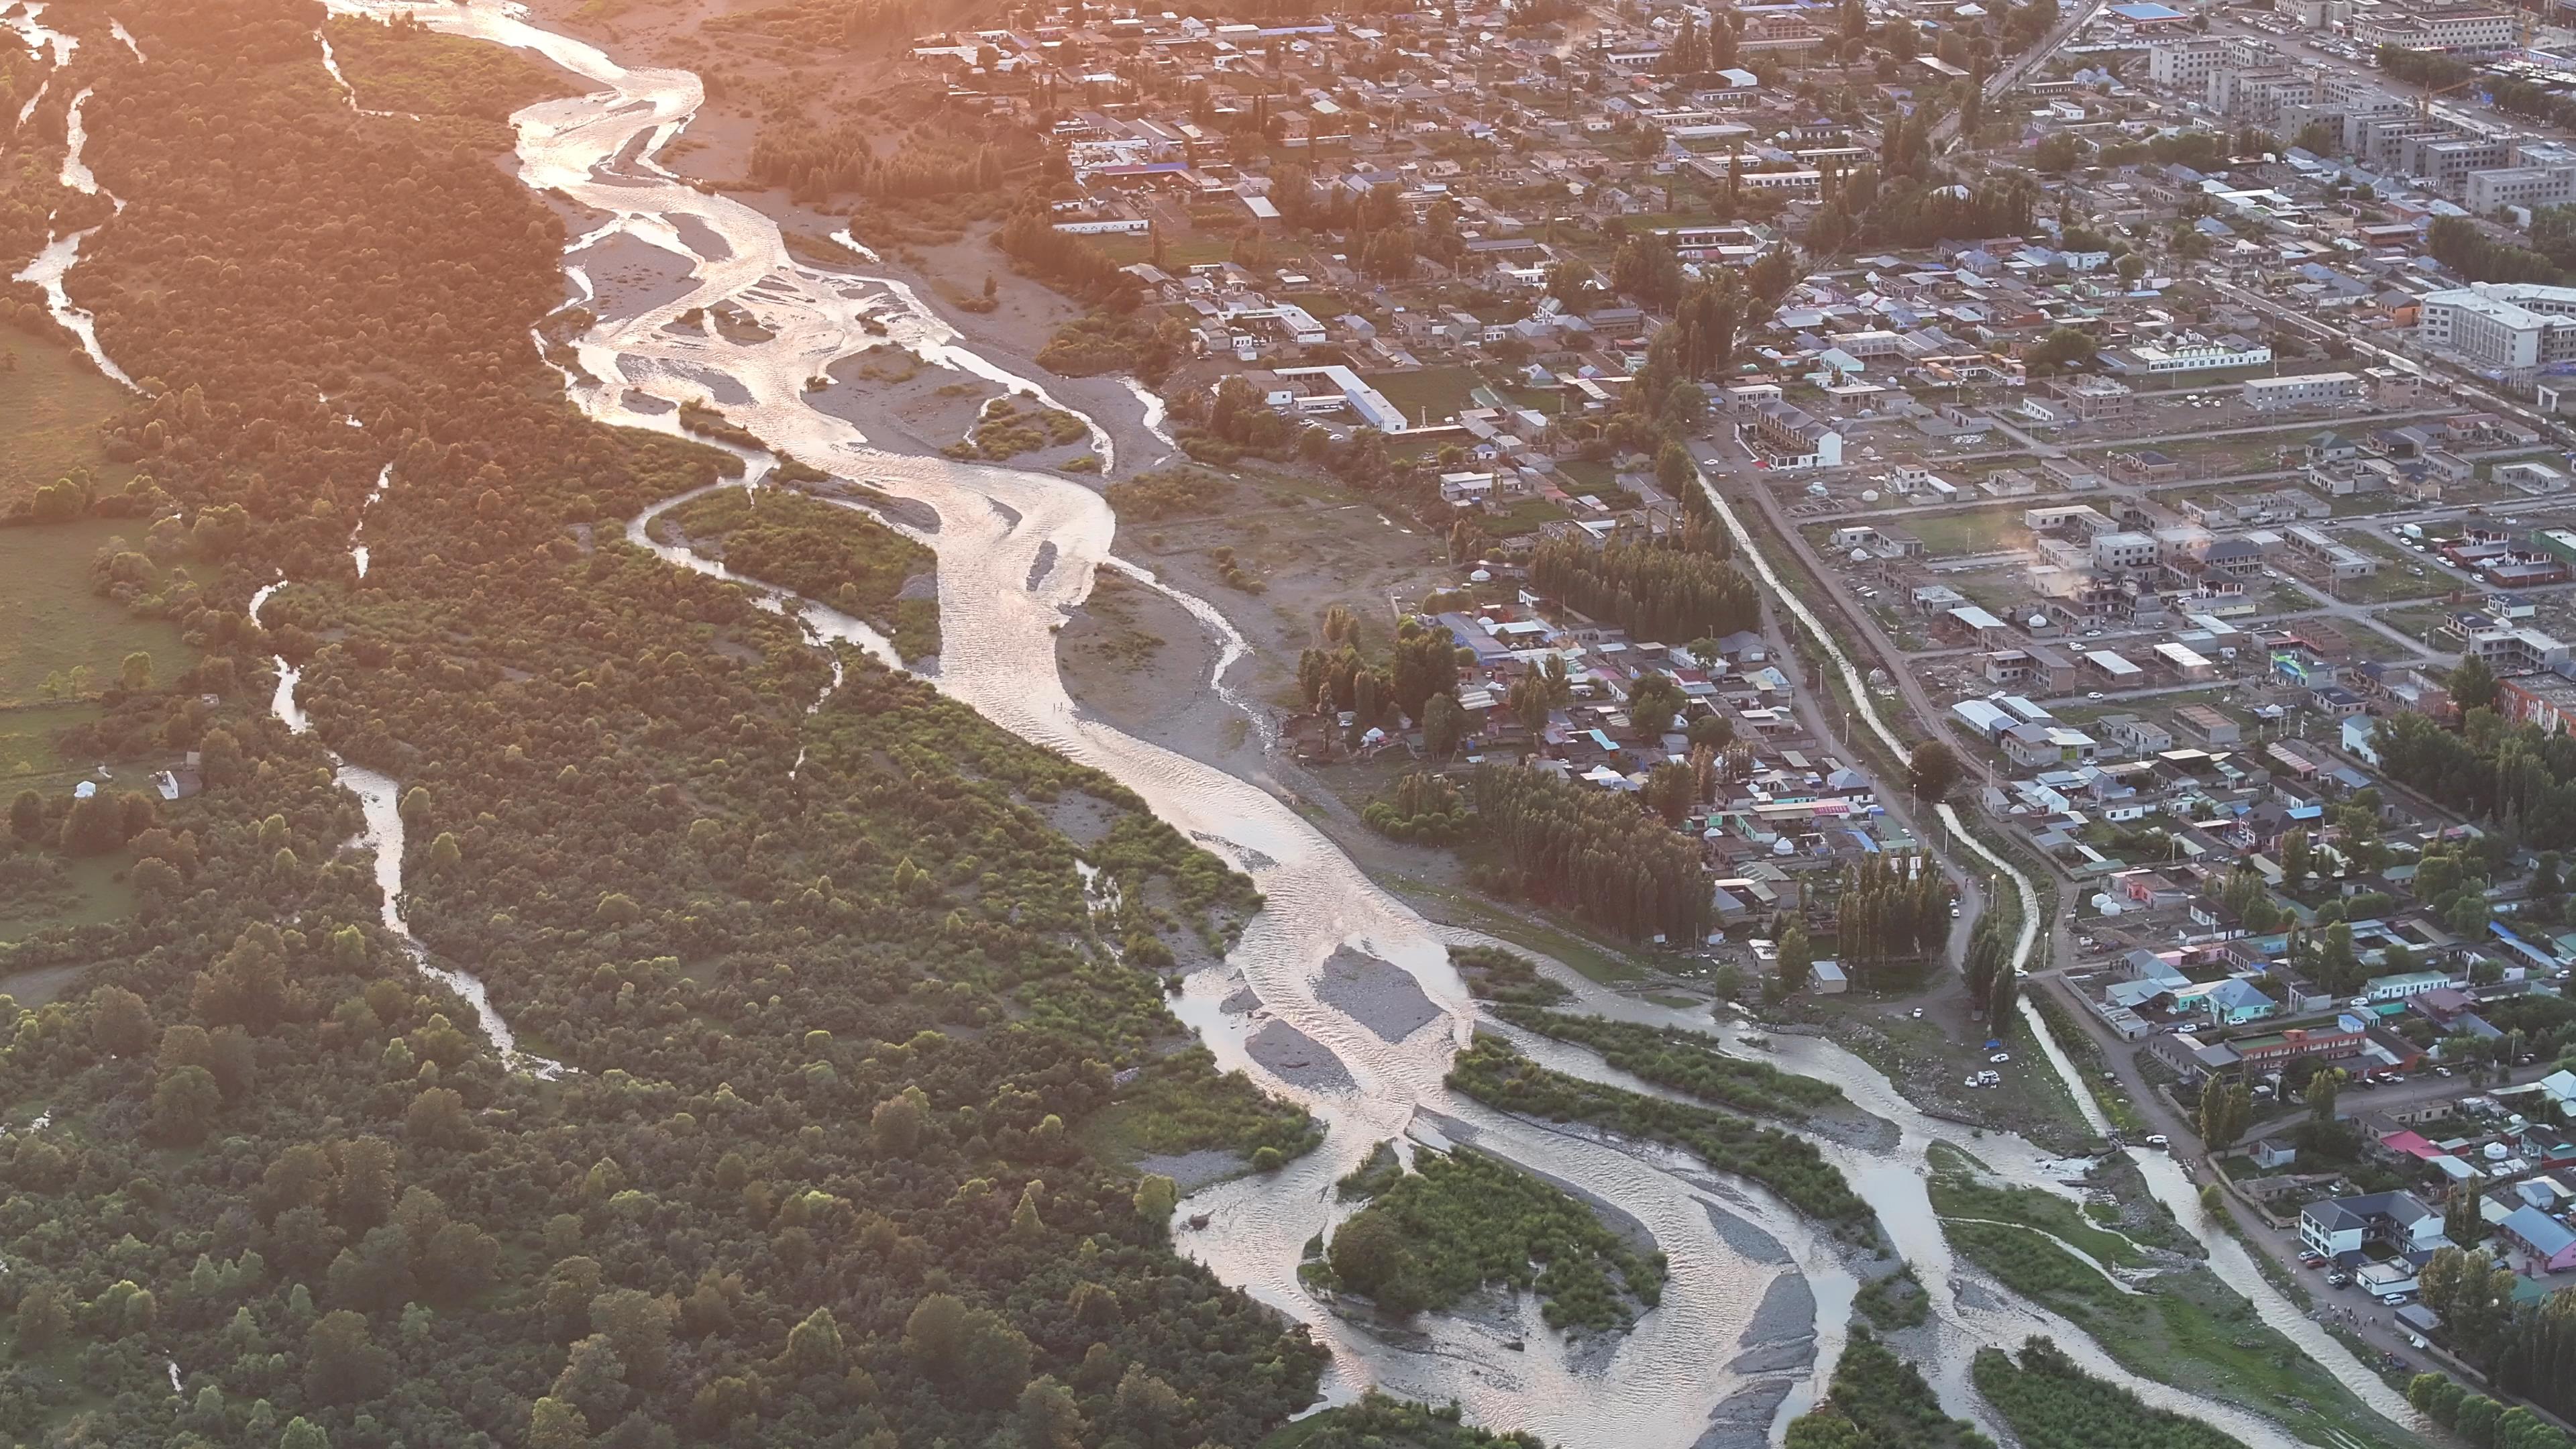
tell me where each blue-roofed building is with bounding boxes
[2502,1205,2576,1274]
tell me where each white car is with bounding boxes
[2088,691,2105,701]
[1990,1052,2012,1064]
[1910,1008,1925,1019]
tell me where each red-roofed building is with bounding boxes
[2380,1129,2444,1163]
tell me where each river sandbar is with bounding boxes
[1317,946,1444,1044]
[1244,1019,1354,1093]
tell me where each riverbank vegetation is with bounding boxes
[322,11,578,152]
[1258,1391,1546,1449]
[950,395,1089,462]
[1852,1265,1930,1330]
[1786,1328,1991,1449]
[1485,1006,1846,1120]
[1972,1338,2246,1449]
[655,483,941,659]
[1940,1217,2417,1449]
[1104,465,1232,522]
[0,6,1328,1446]
[1309,1146,1666,1334]
[1929,1169,2147,1270]
[1450,944,1572,1006]
[1447,1036,1872,1231]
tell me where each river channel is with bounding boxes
[270,3,2388,1442]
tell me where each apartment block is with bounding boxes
[2243,372,2364,410]
[2418,283,2576,369]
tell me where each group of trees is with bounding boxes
[2427,214,2576,288]
[1295,610,1466,752]
[1829,857,1953,974]
[1786,1330,1992,1449]
[754,131,1012,205]
[1961,906,2020,1030]
[0,5,1335,1446]
[1462,763,1714,943]
[1972,1338,2246,1449]
[994,209,1143,309]
[2377,710,2576,851]
[1526,534,1759,645]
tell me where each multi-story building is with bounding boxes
[1737,400,1843,470]
[2092,531,2161,570]
[2403,131,2514,190]
[2208,66,2320,125]
[2243,372,2364,410]
[2146,36,2224,91]
[2500,672,2576,734]
[2418,284,2576,369]
[2467,622,2572,674]
[2353,7,2514,52]
[2466,164,2576,212]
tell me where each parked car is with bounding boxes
[2326,1272,2351,1287]
[1990,1052,2011,1064]
[2381,1293,2410,1307]
[2145,1134,2171,1150]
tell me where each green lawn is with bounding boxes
[1486,496,1571,535]
[0,328,131,509]
[1364,366,1483,429]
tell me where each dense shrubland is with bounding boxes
[0,4,1326,1446]
[1483,1008,1845,1120]
[655,484,941,660]
[1309,1147,1665,1333]
[1784,1329,1991,1449]
[1973,1338,2247,1449]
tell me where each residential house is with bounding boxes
[2299,1191,2447,1261]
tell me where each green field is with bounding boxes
[1364,366,1482,429]
[0,329,131,508]
[1897,505,2031,557]
[0,518,195,708]
[0,702,101,794]
[0,853,136,945]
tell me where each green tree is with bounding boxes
[90,985,155,1058]
[1909,740,1962,802]
[1775,923,1814,998]
[303,1311,389,1405]
[2453,654,2500,710]
[150,1065,225,1145]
